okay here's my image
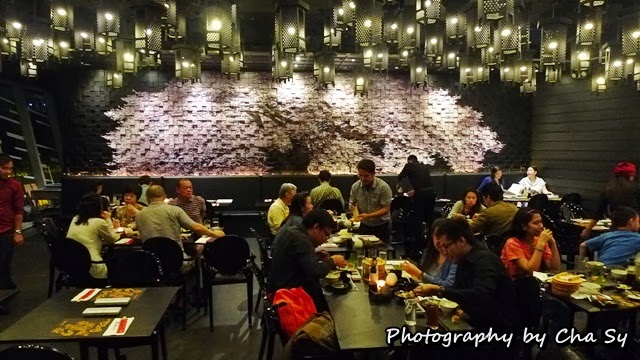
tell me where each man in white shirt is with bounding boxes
[268,183,297,235]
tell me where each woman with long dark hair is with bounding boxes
[66,193,120,279]
[582,162,640,239]
[447,188,485,219]
[478,166,504,193]
[501,208,561,279]
[401,219,456,287]
[273,192,314,247]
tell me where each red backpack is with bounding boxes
[273,287,317,340]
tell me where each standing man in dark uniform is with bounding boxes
[0,154,24,290]
[398,155,435,253]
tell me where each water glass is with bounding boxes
[203,219,211,229]
[356,250,365,269]
[426,301,439,329]
[378,250,388,261]
[212,218,220,229]
[404,299,417,326]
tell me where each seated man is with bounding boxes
[271,209,348,310]
[114,186,143,228]
[416,218,518,332]
[580,206,640,267]
[168,178,206,224]
[349,159,393,243]
[137,185,224,267]
[310,170,344,208]
[268,183,297,235]
[461,183,517,237]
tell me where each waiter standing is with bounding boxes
[0,154,24,290]
[398,155,435,252]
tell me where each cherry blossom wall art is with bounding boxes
[103,72,504,175]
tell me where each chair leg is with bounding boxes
[266,331,275,360]
[159,322,168,360]
[258,321,268,360]
[247,273,253,326]
[208,286,214,332]
[48,261,55,298]
[151,331,160,360]
[182,282,187,331]
[254,289,262,313]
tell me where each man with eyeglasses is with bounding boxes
[271,209,348,310]
[414,217,517,334]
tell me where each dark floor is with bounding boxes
[0,227,280,360]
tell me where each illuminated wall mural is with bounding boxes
[103,72,504,175]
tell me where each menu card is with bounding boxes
[103,317,135,336]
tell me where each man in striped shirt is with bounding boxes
[169,179,207,224]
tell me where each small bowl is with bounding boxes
[611,269,627,282]
[439,299,459,315]
[325,271,340,284]
[328,282,350,295]
[587,261,605,270]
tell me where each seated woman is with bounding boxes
[519,166,552,195]
[447,188,485,219]
[402,219,457,288]
[66,194,120,279]
[478,166,504,193]
[273,192,314,248]
[501,208,561,279]
[114,187,143,228]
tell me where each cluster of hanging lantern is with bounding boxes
[2,0,640,95]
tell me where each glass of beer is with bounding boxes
[426,300,440,330]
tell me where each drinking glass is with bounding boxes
[203,219,211,229]
[356,250,365,269]
[212,218,220,229]
[378,250,388,261]
[426,301,439,329]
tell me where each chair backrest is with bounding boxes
[440,202,455,218]
[259,211,274,240]
[262,293,288,347]
[390,196,411,214]
[255,235,272,273]
[52,238,93,285]
[528,194,548,212]
[482,234,507,256]
[513,276,542,328]
[539,212,556,233]
[203,235,251,275]
[0,345,75,360]
[142,237,184,277]
[561,193,582,206]
[317,198,344,214]
[109,250,163,287]
[560,202,585,221]
[249,257,270,292]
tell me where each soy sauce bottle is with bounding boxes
[368,261,378,293]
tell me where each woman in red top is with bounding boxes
[501,208,561,279]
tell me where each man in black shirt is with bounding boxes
[398,155,436,253]
[271,209,348,310]
[415,217,518,332]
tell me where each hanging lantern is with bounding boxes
[22,28,49,63]
[410,53,427,87]
[362,46,373,68]
[400,8,416,50]
[325,8,342,48]
[273,46,294,82]
[382,11,400,44]
[339,0,356,28]
[206,0,234,55]
[106,71,123,89]
[20,60,38,78]
[477,0,514,22]
[175,45,202,82]
[497,23,520,55]
[481,45,499,66]
[591,67,607,94]
[355,0,382,47]
[570,43,591,78]
[116,39,137,75]
[354,67,369,96]
[540,19,569,83]
[603,43,625,81]
[469,23,490,49]
[223,25,243,78]
[416,0,443,25]
[443,48,458,70]
[576,11,601,47]
[97,3,120,38]
[162,0,180,40]
[446,14,466,40]
[621,14,640,57]
[424,23,444,65]
[371,44,388,71]
[52,32,71,60]
[275,0,309,55]
[314,51,335,87]
[51,1,74,32]
[6,20,24,41]
[133,3,163,56]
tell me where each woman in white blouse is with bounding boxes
[519,166,552,195]
[66,193,120,279]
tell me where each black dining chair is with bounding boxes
[528,194,548,213]
[513,276,544,360]
[257,293,287,360]
[39,218,62,298]
[260,211,275,245]
[482,234,507,256]
[51,238,107,289]
[440,202,455,218]
[317,198,344,214]
[0,344,74,360]
[560,202,586,221]
[109,250,163,287]
[142,237,193,330]
[202,235,254,332]
[253,233,273,313]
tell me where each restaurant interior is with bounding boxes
[1,0,640,359]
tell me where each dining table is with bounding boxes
[0,287,179,360]
[324,278,473,352]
